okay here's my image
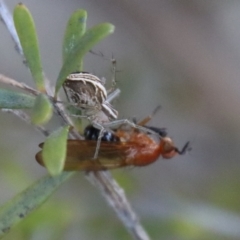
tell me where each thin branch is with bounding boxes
[0,0,81,138]
[0,0,23,55]
[0,1,151,240]
[2,109,50,136]
[88,171,150,240]
[54,101,84,139]
[0,74,40,95]
[0,74,83,140]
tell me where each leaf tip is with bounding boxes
[15,2,26,9]
[108,24,115,33]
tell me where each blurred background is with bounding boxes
[1,0,240,239]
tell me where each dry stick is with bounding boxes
[0,0,22,55]
[0,2,150,239]
[0,74,50,137]
[0,73,150,240]
[0,74,82,139]
[0,74,39,95]
[0,86,150,239]
[88,171,150,240]
[2,109,50,136]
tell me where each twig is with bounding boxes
[0,0,81,139]
[54,101,84,139]
[0,1,151,239]
[2,109,50,136]
[0,74,40,95]
[0,0,23,55]
[88,171,150,240]
[0,73,83,139]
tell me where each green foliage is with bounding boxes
[4,200,74,240]
[42,126,70,176]
[0,3,115,238]
[55,23,114,95]
[0,172,74,238]
[0,89,35,109]
[13,3,45,92]
[62,9,87,63]
[31,94,53,125]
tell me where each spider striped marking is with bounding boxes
[63,72,107,108]
[63,72,118,120]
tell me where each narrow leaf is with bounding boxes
[31,94,53,125]
[55,23,115,96]
[0,172,74,238]
[42,126,70,176]
[63,9,87,63]
[13,3,45,92]
[0,89,35,109]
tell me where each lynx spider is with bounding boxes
[63,59,158,158]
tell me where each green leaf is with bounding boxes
[42,126,70,176]
[0,89,35,109]
[55,23,115,96]
[31,94,53,125]
[63,9,87,63]
[13,3,45,92]
[0,172,74,238]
